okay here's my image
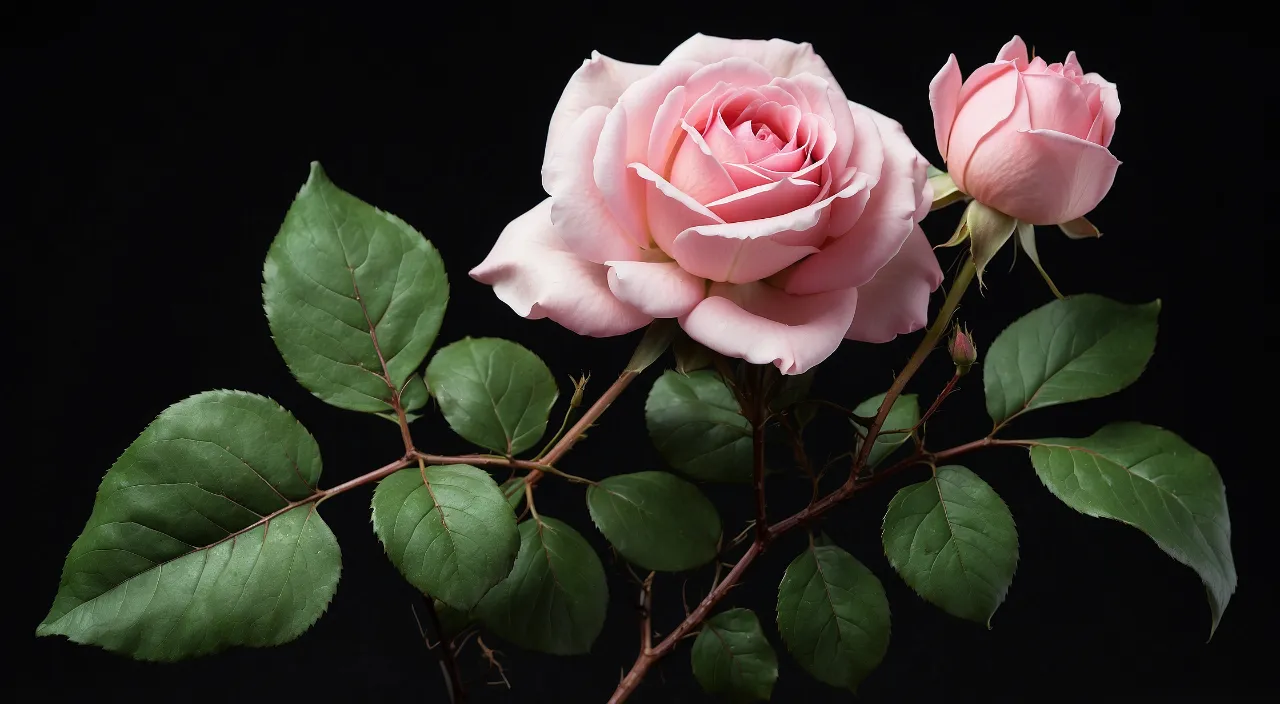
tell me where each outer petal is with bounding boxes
[679,282,859,375]
[1084,72,1121,147]
[662,33,840,85]
[595,61,703,248]
[844,226,942,343]
[545,51,655,170]
[471,199,652,336]
[606,260,706,318]
[996,36,1029,68]
[543,106,647,264]
[929,54,963,161]
[965,128,1121,225]
[780,110,928,294]
[947,63,1022,191]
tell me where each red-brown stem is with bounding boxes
[608,260,982,703]
[607,541,763,704]
[915,372,961,432]
[752,420,769,544]
[319,456,413,500]
[424,597,468,703]
[523,370,638,490]
[851,258,975,476]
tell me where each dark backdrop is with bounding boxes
[9,3,1274,702]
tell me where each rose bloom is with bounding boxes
[471,34,941,374]
[929,35,1120,226]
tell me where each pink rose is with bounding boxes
[472,34,941,375]
[929,35,1121,226]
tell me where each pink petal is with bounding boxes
[594,62,703,248]
[844,226,942,343]
[705,114,750,164]
[780,110,928,295]
[545,51,656,171]
[946,63,1023,193]
[963,128,1121,225]
[662,34,841,85]
[1063,51,1084,77]
[670,229,819,284]
[543,106,647,264]
[771,74,856,170]
[846,101,886,184]
[724,163,776,190]
[1021,73,1095,139]
[631,163,723,253]
[605,260,706,318]
[679,282,859,375]
[647,85,688,170]
[595,105,652,249]
[929,54,963,161]
[471,199,652,337]
[705,178,821,223]
[996,36,1029,68]
[683,58,777,108]
[669,121,739,204]
[1083,73,1120,147]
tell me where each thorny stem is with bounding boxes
[752,420,770,544]
[423,597,468,703]
[851,257,976,477]
[608,257,982,703]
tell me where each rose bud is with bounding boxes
[948,324,978,376]
[928,36,1120,226]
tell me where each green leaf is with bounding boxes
[626,319,677,373]
[853,393,920,468]
[984,295,1159,425]
[674,332,716,374]
[501,477,527,512]
[771,368,815,411]
[377,373,430,424]
[263,162,448,413]
[371,464,519,610]
[37,391,339,660]
[474,517,608,654]
[586,471,721,572]
[646,370,751,482]
[882,466,1018,625]
[692,608,779,702]
[1026,423,1236,635]
[425,337,559,455]
[777,543,889,692]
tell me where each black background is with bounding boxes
[9,3,1275,702]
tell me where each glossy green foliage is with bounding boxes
[586,471,721,572]
[776,543,889,692]
[853,392,919,468]
[263,162,448,413]
[1028,423,1235,634]
[883,466,1018,625]
[371,464,519,610]
[646,370,751,482]
[474,517,607,655]
[691,608,779,702]
[984,294,1159,424]
[38,391,340,660]
[425,337,558,455]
